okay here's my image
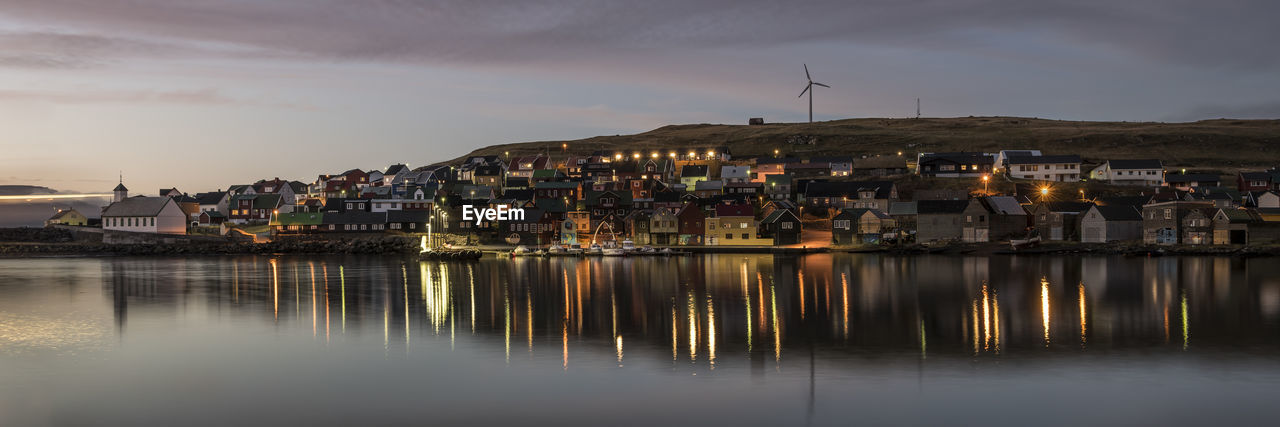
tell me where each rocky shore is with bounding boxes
[0,237,419,257]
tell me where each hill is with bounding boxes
[455,117,1280,172]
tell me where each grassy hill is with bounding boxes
[457,117,1280,172]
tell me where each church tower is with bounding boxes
[113,174,128,203]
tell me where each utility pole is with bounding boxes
[916,98,920,119]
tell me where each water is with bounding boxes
[1,254,1279,426]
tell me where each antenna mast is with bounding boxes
[916,98,921,119]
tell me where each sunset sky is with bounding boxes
[1,0,1277,194]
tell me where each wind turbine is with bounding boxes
[798,64,830,123]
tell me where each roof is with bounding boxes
[889,201,918,215]
[1107,159,1163,170]
[919,152,994,165]
[102,196,173,217]
[985,196,1026,215]
[532,169,563,179]
[1006,155,1082,165]
[694,181,724,191]
[534,181,580,189]
[762,209,799,223]
[322,211,387,225]
[715,204,753,217]
[765,174,792,185]
[834,208,890,220]
[113,183,128,191]
[916,199,970,214]
[681,165,708,177]
[852,156,907,169]
[1094,196,1152,207]
[1037,201,1094,213]
[809,156,854,164]
[252,194,283,210]
[1091,205,1143,221]
[720,166,750,178]
[1215,208,1260,223]
[805,181,895,199]
[48,209,82,220]
[785,162,832,170]
[386,210,431,222]
[270,212,324,226]
[384,164,409,176]
[1240,171,1271,181]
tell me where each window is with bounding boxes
[726,233,733,239]
[742,233,750,239]
[782,222,794,230]
[346,203,352,210]
[1164,209,1172,220]
[410,223,416,229]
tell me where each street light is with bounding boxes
[982,175,989,193]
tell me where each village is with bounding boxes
[43,146,1280,252]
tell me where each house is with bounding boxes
[101,196,187,235]
[810,156,854,177]
[1237,171,1274,192]
[1247,191,1280,208]
[720,165,751,184]
[676,203,706,245]
[624,210,652,244]
[916,152,995,178]
[367,170,384,186]
[1028,202,1092,241]
[784,162,832,179]
[993,150,1042,173]
[915,200,969,242]
[228,194,282,224]
[194,191,229,215]
[1181,209,1213,245]
[693,180,724,198]
[197,211,226,226]
[648,207,679,245]
[387,210,431,233]
[961,196,1029,242]
[270,212,324,235]
[832,208,892,245]
[753,157,802,182]
[534,181,581,202]
[680,165,709,190]
[852,156,908,177]
[705,204,769,245]
[1164,173,1221,191]
[1005,155,1082,182]
[507,155,549,179]
[888,201,918,240]
[1089,159,1164,186]
[1141,201,1215,244]
[45,208,88,227]
[765,174,793,200]
[724,182,764,199]
[501,209,551,245]
[804,181,897,211]
[472,164,505,187]
[1080,205,1143,243]
[320,211,387,233]
[1211,209,1259,245]
[760,209,802,245]
[382,164,412,186]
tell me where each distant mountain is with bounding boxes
[0,185,107,228]
[455,117,1280,172]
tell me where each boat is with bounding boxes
[511,245,533,256]
[601,240,626,256]
[566,247,585,256]
[1010,230,1042,251]
[547,244,566,255]
[585,244,603,256]
[659,247,674,256]
[637,245,657,255]
[620,240,637,252]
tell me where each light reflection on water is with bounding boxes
[1,254,1280,425]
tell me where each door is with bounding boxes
[1230,229,1247,245]
[1156,228,1177,244]
[1084,226,1101,243]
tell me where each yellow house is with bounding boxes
[705,204,772,246]
[45,208,88,227]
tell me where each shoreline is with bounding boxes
[4,240,1280,258]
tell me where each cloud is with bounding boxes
[0,87,310,108]
[0,0,1275,70]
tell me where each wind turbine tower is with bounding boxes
[798,64,829,123]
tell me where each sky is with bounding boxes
[0,0,1278,195]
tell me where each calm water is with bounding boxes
[2,254,1279,426]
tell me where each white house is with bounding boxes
[720,165,751,184]
[102,196,188,235]
[994,150,1041,173]
[1089,159,1164,186]
[1006,155,1082,182]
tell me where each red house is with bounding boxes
[677,202,705,245]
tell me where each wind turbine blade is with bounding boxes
[798,84,810,97]
[804,64,811,80]
[813,82,830,88]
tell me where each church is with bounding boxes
[100,181,188,235]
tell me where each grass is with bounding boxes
[455,116,1280,173]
